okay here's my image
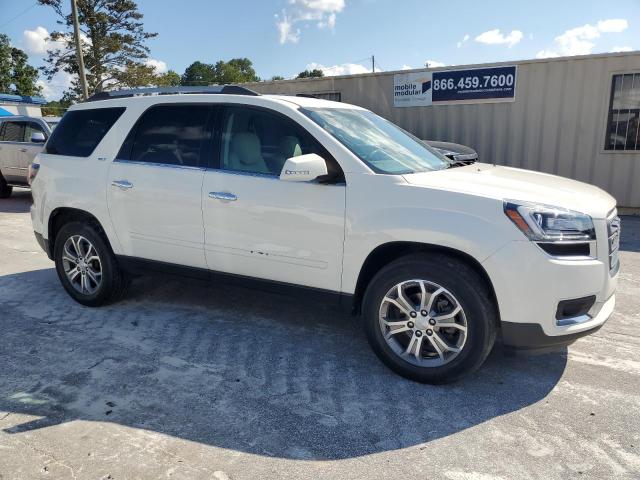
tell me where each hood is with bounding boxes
[403,163,616,219]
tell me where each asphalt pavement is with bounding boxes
[0,189,639,479]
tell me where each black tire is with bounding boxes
[0,174,12,198]
[54,221,128,307]
[362,253,497,384]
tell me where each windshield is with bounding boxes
[301,107,449,174]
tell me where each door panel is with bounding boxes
[202,171,345,291]
[107,162,206,267]
[106,103,213,268]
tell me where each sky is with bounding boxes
[1,0,639,100]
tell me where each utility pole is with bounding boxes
[71,0,88,100]
[372,55,375,73]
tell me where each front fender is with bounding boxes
[341,174,519,293]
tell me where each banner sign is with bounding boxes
[394,65,517,107]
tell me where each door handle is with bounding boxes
[111,179,134,190]
[209,191,237,202]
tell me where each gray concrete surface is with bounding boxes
[0,188,639,480]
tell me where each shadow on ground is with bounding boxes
[0,267,566,460]
[0,189,31,214]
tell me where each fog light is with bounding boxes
[556,295,596,326]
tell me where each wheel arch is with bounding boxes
[47,207,113,260]
[352,241,500,322]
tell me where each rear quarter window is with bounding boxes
[45,107,125,157]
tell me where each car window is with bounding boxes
[124,105,212,168]
[219,106,328,176]
[25,122,45,142]
[0,121,26,142]
[302,107,449,174]
[45,108,125,157]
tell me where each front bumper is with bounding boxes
[501,294,615,350]
[482,216,618,347]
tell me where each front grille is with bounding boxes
[607,214,621,275]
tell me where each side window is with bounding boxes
[219,106,330,176]
[605,73,640,151]
[125,105,212,167]
[25,122,45,142]
[0,121,26,142]
[45,108,125,157]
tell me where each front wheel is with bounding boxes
[362,253,497,384]
[54,221,128,307]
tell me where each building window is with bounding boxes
[605,73,640,151]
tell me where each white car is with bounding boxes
[30,86,619,383]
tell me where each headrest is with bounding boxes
[231,132,262,165]
[279,135,302,158]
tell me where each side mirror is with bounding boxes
[279,153,328,182]
[30,132,46,143]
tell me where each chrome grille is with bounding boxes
[607,214,621,275]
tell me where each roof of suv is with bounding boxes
[71,86,363,112]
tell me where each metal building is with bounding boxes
[247,51,640,210]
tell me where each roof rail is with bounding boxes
[85,85,260,102]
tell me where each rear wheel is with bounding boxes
[54,221,128,306]
[0,174,13,198]
[363,253,497,384]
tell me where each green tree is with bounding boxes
[38,0,157,99]
[270,75,285,81]
[214,58,260,84]
[296,69,324,79]
[181,58,260,86]
[180,61,216,86]
[0,34,42,96]
[41,98,72,116]
[156,69,180,86]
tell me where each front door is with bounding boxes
[202,105,346,292]
[107,104,214,268]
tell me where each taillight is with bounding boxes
[28,162,40,185]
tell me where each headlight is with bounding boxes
[504,201,595,242]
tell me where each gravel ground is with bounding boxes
[0,189,639,480]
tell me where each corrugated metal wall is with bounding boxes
[247,52,640,208]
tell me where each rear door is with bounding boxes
[201,104,346,292]
[106,104,213,269]
[0,120,25,183]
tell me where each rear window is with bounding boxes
[45,107,125,157]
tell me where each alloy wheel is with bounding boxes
[378,279,468,367]
[61,235,103,295]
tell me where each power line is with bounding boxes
[0,2,38,29]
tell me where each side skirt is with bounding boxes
[116,255,355,313]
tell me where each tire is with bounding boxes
[362,253,497,384]
[0,174,12,198]
[53,221,128,307]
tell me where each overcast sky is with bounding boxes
[2,0,639,99]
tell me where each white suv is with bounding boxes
[30,86,620,383]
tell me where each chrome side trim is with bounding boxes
[207,168,279,180]
[113,158,206,171]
